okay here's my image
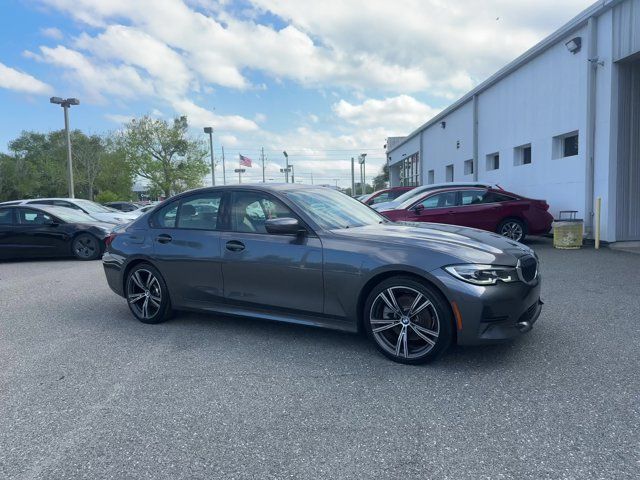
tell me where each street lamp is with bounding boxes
[203,127,215,186]
[283,151,289,183]
[50,96,79,198]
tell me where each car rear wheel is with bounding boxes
[364,276,453,364]
[498,219,526,242]
[126,263,172,324]
[72,233,101,260]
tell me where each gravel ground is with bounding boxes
[1,237,638,479]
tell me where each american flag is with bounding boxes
[239,154,253,167]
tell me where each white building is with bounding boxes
[387,0,640,243]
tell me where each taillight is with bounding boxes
[104,233,118,248]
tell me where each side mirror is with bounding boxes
[265,217,306,236]
[411,204,424,213]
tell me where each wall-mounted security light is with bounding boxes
[441,121,446,129]
[456,140,460,149]
[565,37,582,54]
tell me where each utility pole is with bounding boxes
[204,127,215,186]
[221,146,227,185]
[50,96,80,198]
[261,147,265,183]
[291,164,295,183]
[283,151,289,183]
[351,157,355,197]
[358,153,367,195]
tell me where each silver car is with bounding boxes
[102,184,542,364]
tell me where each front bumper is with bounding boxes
[430,268,542,345]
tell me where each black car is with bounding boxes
[0,205,113,261]
[104,201,140,212]
[103,184,542,364]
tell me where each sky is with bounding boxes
[0,0,593,187]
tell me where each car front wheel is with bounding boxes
[498,219,526,242]
[126,263,172,324]
[364,276,453,364]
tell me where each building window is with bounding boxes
[445,164,454,182]
[486,153,499,171]
[399,152,420,186]
[514,144,532,166]
[427,169,435,184]
[553,131,579,158]
[464,159,474,175]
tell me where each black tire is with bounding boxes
[125,263,172,324]
[363,276,453,364]
[72,233,102,260]
[497,218,526,242]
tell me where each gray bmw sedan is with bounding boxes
[103,184,542,364]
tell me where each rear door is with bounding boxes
[150,191,225,306]
[220,189,324,314]
[456,189,515,231]
[405,191,458,225]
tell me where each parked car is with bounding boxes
[379,186,553,242]
[371,182,497,212]
[0,198,139,224]
[103,184,542,364]
[105,201,140,212]
[359,186,414,206]
[0,205,113,260]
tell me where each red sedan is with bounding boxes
[360,187,414,206]
[379,186,553,242]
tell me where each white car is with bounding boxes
[0,198,139,224]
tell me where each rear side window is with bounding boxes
[483,192,514,203]
[459,190,485,206]
[370,192,389,204]
[0,209,14,224]
[152,203,178,228]
[176,194,222,230]
[389,190,407,200]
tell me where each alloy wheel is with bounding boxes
[73,235,98,259]
[369,286,440,359]
[127,269,162,320]
[500,221,524,241]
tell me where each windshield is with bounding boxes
[74,199,116,213]
[390,185,431,205]
[45,207,99,223]
[286,188,386,229]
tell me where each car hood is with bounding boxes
[330,222,534,265]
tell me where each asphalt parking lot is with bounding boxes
[1,237,638,479]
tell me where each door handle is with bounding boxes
[156,234,173,244]
[225,240,245,252]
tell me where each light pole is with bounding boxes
[351,157,355,197]
[290,164,295,183]
[283,151,289,183]
[358,153,367,195]
[203,127,215,186]
[50,96,79,198]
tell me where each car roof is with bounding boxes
[0,203,78,215]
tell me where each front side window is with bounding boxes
[417,191,457,209]
[17,208,54,225]
[231,191,294,233]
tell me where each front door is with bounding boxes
[151,192,225,305]
[405,191,458,225]
[12,207,69,257]
[220,190,323,314]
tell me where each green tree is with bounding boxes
[118,115,209,197]
[372,163,389,191]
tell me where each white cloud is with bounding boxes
[0,62,52,94]
[170,98,259,132]
[333,95,440,130]
[41,27,63,40]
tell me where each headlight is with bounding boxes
[444,264,519,285]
